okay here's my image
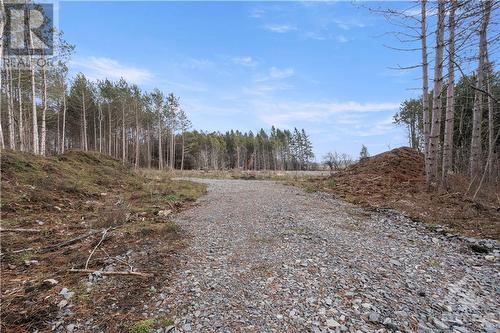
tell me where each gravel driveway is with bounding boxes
[156,179,499,333]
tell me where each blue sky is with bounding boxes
[59,1,424,160]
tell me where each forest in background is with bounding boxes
[0,28,315,171]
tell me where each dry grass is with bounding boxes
[0,149,206,332]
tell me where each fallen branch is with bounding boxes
[41,230,99,253]
[68,268,153,278]
[11,247,34,254]
[0,228,41,233]
[85,228,110,270]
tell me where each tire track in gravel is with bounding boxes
[154,179,499,333]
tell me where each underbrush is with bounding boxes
[0,149,206,332]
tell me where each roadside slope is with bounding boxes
[0,150,205,332]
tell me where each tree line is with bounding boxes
[0,30,315,170]
[385,0,498,192]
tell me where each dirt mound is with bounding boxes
[303,147,499,240]
[346,147,424,183]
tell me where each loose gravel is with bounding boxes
[153,179,499,333]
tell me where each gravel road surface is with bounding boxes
[154,179,499,333]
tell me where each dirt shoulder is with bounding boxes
[0,150,206,332]
[294,147,500,240]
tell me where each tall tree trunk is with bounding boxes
[61,88,67,154]
[170,130,175,169]
[6,66,16,149]
[57,99,60,153]
[18,68,25,152]
[421,0,431,186]
[470,1,491,179]
[486,61,494,180]
[158,121,163,170]
[29,27,39,154]
[427,0,445,188]
[181,132,185,170]
[0,0,5,149]
[40,57,48,155]
[442,0,456,187]
[147,123,151,168]
[122,103,126,164]
[82,89,88,151]
[98,102,102,153]
[108,104,112,155]
[135,106,139,169]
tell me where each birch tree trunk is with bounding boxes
[0,0,5,149]
[29,28,39,154]
[158,121,163,170]
[421,0,431,186]
[18,68,25,151]
[7,66,16,149]
[147,123,151,168]
[486,61,494,180]
[98,102,102,153]
[442,0,456,187]
[61,88,67,154]
[170,130,175,169]
[108,104,112,155]
[134,105,139,169]
[122,103,126,164]
[82,89,88,151]
[427,0,445,187]
[470,1,491,179]
[57,99,60,153]
[93,109,97,150]
[181,132,185,170]
[40,56,48,155]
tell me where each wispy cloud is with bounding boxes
[232,56,258,67]
[257,100,400,127]
[334,19,366,30]
[249,8,265,18]
[353,116,395,137]
[302,32,328,41]
[335,35,349,43]
[256,67,295,82]
[181,58,214,70]
[264,24,297,33]
[71,56,152,84]
[243,82,292,96]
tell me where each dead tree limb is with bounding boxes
[0,228,41,233]
[68,269,153,278]
[40,230,99,253]
[85,228,110,270]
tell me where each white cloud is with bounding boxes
[256,100,400,127]
[243,82,292,96]
[302,32,328,41]
[264,24,297,33]
[354,116,395,137]
[232,56,258,67]
[256,67,295,82]
[335,35,349,43]
[182,58,214,70]
[71,56,152,84]
[333,19,366,30]
[249,8,265,18]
